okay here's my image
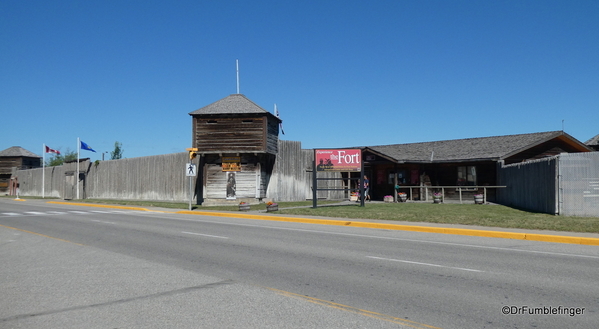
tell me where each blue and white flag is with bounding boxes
[80,140,96,152]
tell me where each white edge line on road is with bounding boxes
[167,215,599,260]
[89,219,117,225]
[366,256,484,273]
[182,231,229,239]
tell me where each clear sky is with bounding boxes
[1,0,598,161]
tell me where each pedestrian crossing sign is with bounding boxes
[186,164,197,176]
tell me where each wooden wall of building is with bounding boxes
[204,163,260,200]
[193,115,279,154]
[266,118,279,154]
[0,156,41,173]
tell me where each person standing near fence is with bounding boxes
[363,175,370,201]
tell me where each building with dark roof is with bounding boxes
[188,94,283,204]
[186,94,593,205]
[355,131,593,200]
[0,146,41,194]
[585,134,599,151]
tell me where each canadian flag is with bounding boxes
[45,145,60,155]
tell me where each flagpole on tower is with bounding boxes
[274,104,285,135]
[236,59,240,94]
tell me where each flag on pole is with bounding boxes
[274,104,285,135]
[45,145,60,154]
[80,140,96,152]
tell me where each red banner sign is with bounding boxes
[315,149,362,172]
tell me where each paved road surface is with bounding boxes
[1,199,597,328]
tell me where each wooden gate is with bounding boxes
[204,164,259,200]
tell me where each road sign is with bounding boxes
[186,164,197,176]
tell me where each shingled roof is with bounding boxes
[189,94,273,116]
[585,134,599,146]
[365,131,590,163]
[0,146,40,158]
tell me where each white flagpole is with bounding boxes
[236,59,240,94]
[42,144,45,198]
[77,137,80,199]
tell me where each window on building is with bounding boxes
[457,166,477,189]
[388,170,407,184]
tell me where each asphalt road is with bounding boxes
[1,199,598,329]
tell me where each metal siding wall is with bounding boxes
[497,157,558,214]
[559,152,599,217]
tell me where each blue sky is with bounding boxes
[1,0,598,161]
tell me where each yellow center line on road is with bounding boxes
[0,223,85,246]
[47,201,157,212]
[263,286,442,329]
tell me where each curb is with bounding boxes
[176,210,599,246]
[47,202,599,246]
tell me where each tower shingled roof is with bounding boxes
[0,146,40,158]
[585,134,599,146]
[189,94,271,115]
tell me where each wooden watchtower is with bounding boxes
[0,146,41,195]
[189,94,282,204]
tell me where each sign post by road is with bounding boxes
[186,148,198,210]
[313,149,363,208]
